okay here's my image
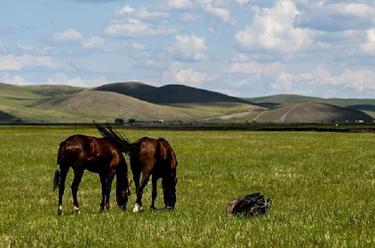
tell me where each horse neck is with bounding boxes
[116,158,128,181]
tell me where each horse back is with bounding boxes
[58,135,121,166]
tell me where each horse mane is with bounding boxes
[94,123,137,154]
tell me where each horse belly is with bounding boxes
[84,158,108,173]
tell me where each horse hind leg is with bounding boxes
[99,174,108,212]
[150,175,157,210]
[133,172,151,213]
[57,166,69,216]
[71,168,84,214]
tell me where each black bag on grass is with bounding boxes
[226,192,272,217]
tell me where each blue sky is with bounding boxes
[1,0,375,98]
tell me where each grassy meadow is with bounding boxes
[0,126,374,247]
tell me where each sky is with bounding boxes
[1,0,375,98]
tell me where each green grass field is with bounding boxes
[0,126,374,247]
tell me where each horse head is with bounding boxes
[163,176,178,209]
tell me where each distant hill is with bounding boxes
[0,111,20,123]
[256,102,373,123]
[0,82,373,123]
[0,83,255,123]
[248,94,375,118]
[95,82,249,104]
[207,102,373,123]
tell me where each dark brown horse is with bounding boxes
[95,124,178,212]
[53,134,130,215]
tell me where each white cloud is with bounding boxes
[107,19,164,37]
[235,0,250,6]
[0,75,27,85]
[0,54,56,71]
[163,66,208,86]
[116,4,169,21]
[81,36,104,49]
[47,73,107,87]
[106,5,175,37]
[203,3,233,24]
[168,34,207,61]
[179,13,200,22]
[137,8,170,21]
[330,3,375,19]
[360,28,375,54]
[131,42,146,51]
[106,12,176,37]
[235,0,312,52]
[54,28,83,43]
[167,0,193,9]
[116,5,135,15]
[54,28,105,49]
[0,41,6,53]
[229,60,279,79]
[272,66,375,94]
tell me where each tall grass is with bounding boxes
[0,126,374,247]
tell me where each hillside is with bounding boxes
[34,90,256,122]
[0,111,20,123]
[210,102,373,123]
[0,83,256,122]
[248,94,375,117]
[0,82,373,123]
[95,82,249,104]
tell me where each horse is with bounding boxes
[53,134,131,215]
[95,124,178,213]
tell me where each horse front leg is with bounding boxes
[71,168,84,214]
[133,172,151,213]
[57,166,69,216]
[132,169,140,211]
[150,175,157,209]
[105,170,116,210]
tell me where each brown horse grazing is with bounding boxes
[95,124,178,212]
[53,134,130,215]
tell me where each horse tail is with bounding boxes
[94,123,138,154]
[53,141,66,191]
[157,138,178,170]
[53,168,61,191]
[115,157,129,209]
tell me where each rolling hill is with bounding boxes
[0,82,256,123]
[248,94,375,118]
[209,102,374,123]
[35,90,254,121]
[255,102,373,123]
[0,82,373,123]
[95,82,249,104]
[0,111,20,123]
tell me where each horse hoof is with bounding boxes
[57,205,63,216]
[165,206,174,211]
[133,203,143,213]
[150,205,157,210]
[73,206,80,214]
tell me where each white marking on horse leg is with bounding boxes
[57,205,63,215]
[133,203,143,213]
[73,206,80,214]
